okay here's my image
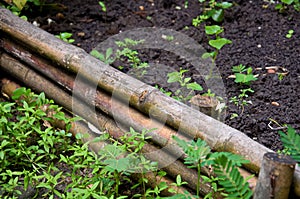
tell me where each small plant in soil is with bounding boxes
[192,0,233,26]
[167,68,203,102]
[90,47,115,64]
[275,0,300,12]
[55,32,75,43]
[115,38,149,70]
[173,136,253,199]
[229,88,254,116]
[231,64,257,85]
[202,25,232,62]
[98,1,106,12]
[286,29,294,38]
[279,126,300,164]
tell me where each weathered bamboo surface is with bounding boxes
[254,152,296,199]
[1,7,300,196]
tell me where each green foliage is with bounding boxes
[167,68,203,102]
[192,0,233,26]
[55,32,75,43]
[173,136,252,198]
[275,0,300,12]
[99,1,106,12]
[90,48,115,64]
[91,38,148,77]
[232,64,257,85]
[230,88,254,116]
[213,155,253,199]
[115,38,149,70]
[279,126,300,164]
[286,29,294,38]
[0,88,75,198]
[202,25,232,61]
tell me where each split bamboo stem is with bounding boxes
[0,55,222,198]
[1,8,299,196]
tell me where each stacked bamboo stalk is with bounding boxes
[1,7,300,197]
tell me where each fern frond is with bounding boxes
[208,152,250,167]
[279,126,300,163]
[213,155,253,199]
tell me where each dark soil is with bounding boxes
[21,0,300,151]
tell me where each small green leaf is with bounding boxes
[186,82,203,91]
[205,25,222,35]
[12,87,27,100]
[167,71,181,83]
[202,52,216,59]
[217,2,233,9]
[211,9,224,22]
[60,32,72,39]
[282,0,294,5]
[209,38,232,50]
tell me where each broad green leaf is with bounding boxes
[60,32,72,39]
[209,38,232,50]
[187,82,203,91]
[282,0,294,5]
[211,9,224,22]
[205,25,222,35]
[167,72,181,83]
[202,51,216,59]
[12,87,27,100]
[217,2,233,9]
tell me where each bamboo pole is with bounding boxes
[253,152,296,199]
[0,53,222,198]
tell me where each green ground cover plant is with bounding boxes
[166,68,203,102]
[192,0,233,26]
[229,64,257,118]
[279,126,300,164]
[55,32,75,43]
[173,136,253,199]
[275,0,300,12]
[90,38,148,75]
[202,25,232,62]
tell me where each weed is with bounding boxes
[167,68,203,102]
[99,1,106,12]
[90,48,115,64]
[55,32,75,43]
[275,0,300,12]
[192,0,233,26]
[202,25,232,62]
[173,136,253,198]
[279,126,300,164]
[230,88,254,115]
[232,64,257,85]
[286,29,294,38]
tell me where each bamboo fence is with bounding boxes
[1,7,300,197]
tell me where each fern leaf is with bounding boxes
[279,126,300,163]
[213,155,253,199]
